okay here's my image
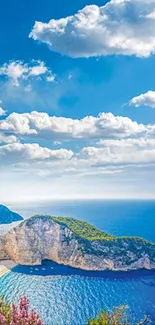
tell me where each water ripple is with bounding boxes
[0,262,155,325]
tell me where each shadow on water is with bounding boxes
[11,260,155,280]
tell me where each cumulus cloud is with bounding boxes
[2,138,155,176]
[0,60,55,86]
[0,110,155,176]
[129,90,155,108]
[81,140,155,165]
[94,138,155,164]
[98,138,155,148]
[0,111,146,140]
[0,132,17,144]
[30,0,155,58]
[0,142,73,164]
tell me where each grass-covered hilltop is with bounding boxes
[1,214,155,271]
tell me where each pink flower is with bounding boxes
[0,312,6,325]
[0,296,43,325]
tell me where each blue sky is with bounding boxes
[1,0,155,202]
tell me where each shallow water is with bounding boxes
[0,200,155,324]
[0,261,155,325]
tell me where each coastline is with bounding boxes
[0,265,10,277]
[0,260,17,277]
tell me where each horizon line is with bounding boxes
[1,196,155,206]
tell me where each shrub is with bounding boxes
[0,296,43,325]
[87,305,150,325]
[52,216,116,240]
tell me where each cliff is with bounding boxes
[0,215,155,271]
[0,205,23,224]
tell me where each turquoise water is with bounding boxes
[0,200,155,324]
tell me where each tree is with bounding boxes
[87,306,150,325]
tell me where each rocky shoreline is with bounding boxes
[0,260,17,277]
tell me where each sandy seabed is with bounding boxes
[0,260,17,277]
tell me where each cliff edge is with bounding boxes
[0,215,155,271]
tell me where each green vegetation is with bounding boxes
[51,216,155,245]
[87,305,150,325]
[52,216,116,240]
[0,296,43,324]
[27,215,155,246]
[0,298,151,325]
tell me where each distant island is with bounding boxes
[0,215,155,271]
[0,205,23,224]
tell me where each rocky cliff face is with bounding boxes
[0,237,9,260]
[0,216,155,271]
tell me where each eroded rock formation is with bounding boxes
[0,216,155,271]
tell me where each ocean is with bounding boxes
[0,199,155,324]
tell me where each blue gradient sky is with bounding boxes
[1,0,155,202]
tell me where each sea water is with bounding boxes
[0,199,155,324]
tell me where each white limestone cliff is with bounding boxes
[0,216,155,271]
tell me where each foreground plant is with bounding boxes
[87,305,151,325]
[0,296,43,325]
[0,298,151,325]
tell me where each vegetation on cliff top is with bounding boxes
[27,215,155,245]
[52,216,116,240]
[52,216,155,245]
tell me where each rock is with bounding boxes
[0,205,23,224]
[0,237,9,260]
[0,215,155,271]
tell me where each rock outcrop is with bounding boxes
[0,215,155,271]
[0,205,23,224]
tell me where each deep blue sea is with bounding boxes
[0,199,155,325]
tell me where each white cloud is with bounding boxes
[0,132,17,144]
[98,138,155,148]
[81,140,155,165]
[0,62,28,86]
[146,9,155,19]
[0,142,73,164]
[0,60,55,86]
[1,110,155,181]
[129,90,155,108]
[46,75,55,82]
[0,100,6,116]
[94,138,155,164]
[0,111,146,140]
[30,0,155,58]
[0,107,6,116]
[28,61,47,77]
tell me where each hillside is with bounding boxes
[0,205,23,224]
[0,215,155,271]
[28,215,116,240]
[28,215,152,243]
[51,216,116,240]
